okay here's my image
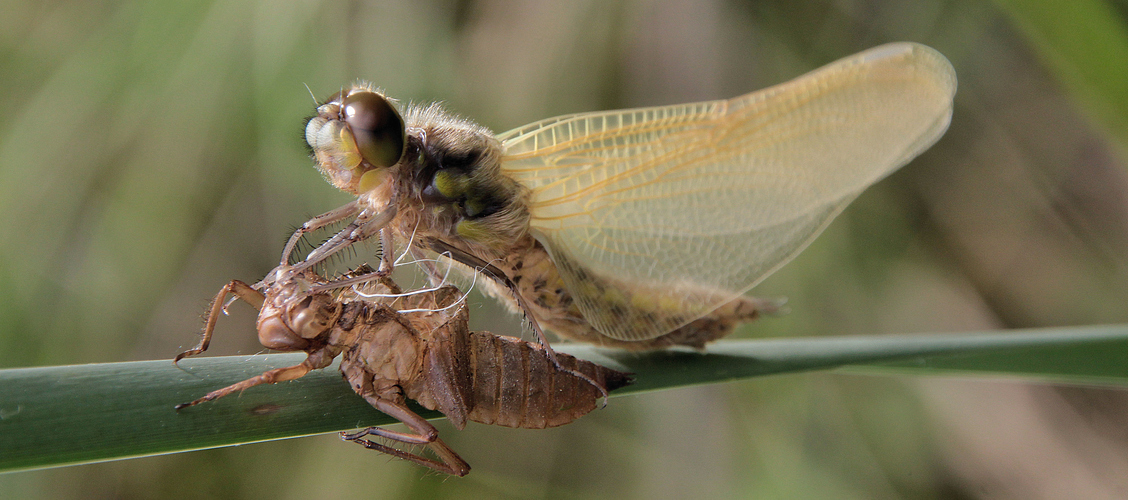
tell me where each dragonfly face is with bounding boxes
[304,89,406,195]
[291,42,957,350]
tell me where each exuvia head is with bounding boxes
[255,294,339,351]
[306,85,407,194]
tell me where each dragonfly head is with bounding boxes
[305,85,406,196]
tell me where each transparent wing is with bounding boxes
[498,42,957,341]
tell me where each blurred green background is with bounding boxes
[4,0,1128,498]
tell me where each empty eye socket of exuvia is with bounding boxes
[341,91,406,169]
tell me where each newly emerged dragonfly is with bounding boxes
[176,266,630,476]
[275,42,956,350]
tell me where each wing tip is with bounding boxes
[860,42,919,63]
[863,42,957,97]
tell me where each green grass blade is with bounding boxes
[587,324,1128,393]
[3,324,1126,473]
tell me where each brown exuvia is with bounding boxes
[174,266,631,476]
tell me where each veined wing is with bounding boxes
[497,42,957,341]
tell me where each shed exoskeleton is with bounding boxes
[175,267,631,476]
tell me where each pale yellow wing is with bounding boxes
[497,42,957,341]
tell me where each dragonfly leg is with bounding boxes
[290,205,397,274]
[174,360,314,409]
[279,201,361,266]
[175,280,264,364]
[341,379,471,476]
[341,429,470,477]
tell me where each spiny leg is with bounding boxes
[377,226,396,275]
[175,280,265,364]
[306,257,403,296]
[342,432,470,477]
[342,388,471,476]
[279,201,361,266]
[289,206,397,275]
[254,206,396,295]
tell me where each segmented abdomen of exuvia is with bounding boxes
[465,332,631,429]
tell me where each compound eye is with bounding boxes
[342,91,405,169]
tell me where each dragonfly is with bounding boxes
[269,42,956,352]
